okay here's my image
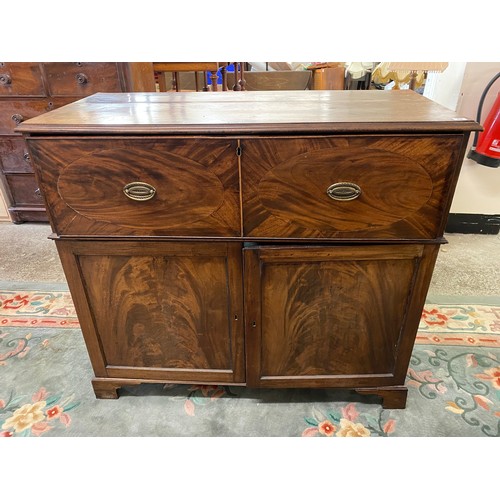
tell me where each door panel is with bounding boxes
[244,244,426,388]
[59,240,245,384]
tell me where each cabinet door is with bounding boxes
[56,241,245,385]
[244,244,438,388]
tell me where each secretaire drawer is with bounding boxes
[26,137,241,237]
[0,62,46,97]
[43,63,122,96]
[241,135,465,240]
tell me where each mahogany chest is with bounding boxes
[18,90,480,408]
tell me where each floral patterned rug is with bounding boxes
[1,282,499,437]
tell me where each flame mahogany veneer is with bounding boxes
[19,90,480,408]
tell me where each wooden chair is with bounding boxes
[152,63,246,92]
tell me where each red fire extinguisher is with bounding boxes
[467,71,500,168]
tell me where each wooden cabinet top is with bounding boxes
[17,90,480,135]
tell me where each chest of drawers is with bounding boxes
[18,90,480,408]
[0,62,154,222]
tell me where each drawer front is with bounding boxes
[4,173,44,206]
[0,137,33,173]
[0,62,46,96]
[241,135,465,240]
[27,137,241,237]
[43,62,122,96]
[0,98,74,135]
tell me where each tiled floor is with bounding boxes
[0,222,498,297]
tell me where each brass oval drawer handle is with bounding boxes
[0,73,12,85]
[326,182,362,201]
[123,182,156,201]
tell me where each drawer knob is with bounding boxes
[24,152,31,162]
[0,73,12,85]
[34,188,42,198]
[11,114,24,125]
[76,73,88,85]
[123,182,156,201]
[326,182,362,201]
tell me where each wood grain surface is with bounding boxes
[17,90,481,135]
[0,137,33,173]
[27,137,241,236]
[244,244,425,388]
[0,64,156,224]
[0,62,45,97]
[0,98,74,135]
[241,135,464,239]
[20,90,475,403]
[63,241,245,383]
[43,62,122,96]
[4,173,42,205]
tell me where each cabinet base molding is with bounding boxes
[92,377,244,400]
[9,205,48,224]
[355,386,408,409]
[92,379,123,400]
[93,377,409,409]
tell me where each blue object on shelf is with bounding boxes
[208,64,237,85]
